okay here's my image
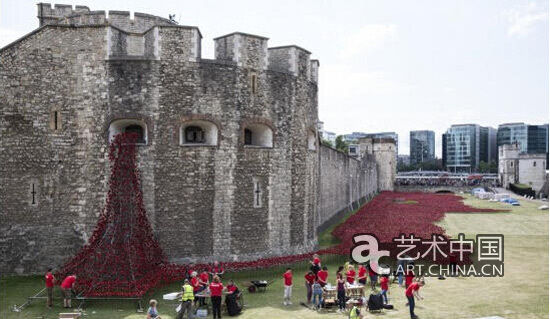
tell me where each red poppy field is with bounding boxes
[55,135,504,297]
[322,191,504,259]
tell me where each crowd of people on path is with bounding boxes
[282,254,427,319]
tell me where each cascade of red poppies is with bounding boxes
[56,133,167,297]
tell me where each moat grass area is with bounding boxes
[1,194,548,319]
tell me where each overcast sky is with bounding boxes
[1,0,548,155]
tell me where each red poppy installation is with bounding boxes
[55,135,505,296]
[321,191,504,263]
[56,133,167,297]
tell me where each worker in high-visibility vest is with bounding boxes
[177,279,195,319]
[349,305,363,319]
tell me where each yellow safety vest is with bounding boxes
[182,284,194,301]
[349,306,359,319]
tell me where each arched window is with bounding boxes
[244,129,253,145]
[180,120,218,146]
[243,123,273,148]
[108,119,148,144]
[124,124,145,144]
[185,126,205,143]
[308,130,317,151]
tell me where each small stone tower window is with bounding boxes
[180,120,218,146]
[124,124,146,144]
[533,161,537,167]
[185,126,205,143]
[244,129,253,145]
[108,119,148,145]
[243,123,273,148]
[251,73,258,94]
[50,110,61,131]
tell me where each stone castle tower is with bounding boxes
[356,137,397,191]
[0,3,320,273]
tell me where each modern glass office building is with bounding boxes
[409,130,435,165]
[527,124,549,154]
[444,124,479,172]
[497,123,548,168]
[497,123,529,153]
[444,124,497,172]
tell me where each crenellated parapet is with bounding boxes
[30,3,318,80]
[37,3,175,33]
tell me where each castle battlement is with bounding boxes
[35,3,318,81]
[38,3,175,33]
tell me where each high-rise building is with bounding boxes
[498,122,548,168]
[527,124,549,155]
[444,124,497,172]
[409,130,435,165]
[497,123,529,153]
[480,126,497,164]
[442,133,447,168]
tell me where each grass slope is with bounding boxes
[1,194,548,319]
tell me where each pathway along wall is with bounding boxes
[317,145,378,233]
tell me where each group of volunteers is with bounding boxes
[171,260,240,319]
[282,254,426,319]
[43,269,78,309]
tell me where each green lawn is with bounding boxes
[1,194,548,319]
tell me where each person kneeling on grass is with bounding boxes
[405,279,425,319]
[147,299,161,319]
[283,268,293,306]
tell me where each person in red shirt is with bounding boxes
[346,265,356,284]
[405,267,415,288]
[226,280,238,294]
[317,266,328,287]
[198,270,209,306]
[379,274,389,304]
[209,276,226,319]
[357,264,367,285]
[283,268,293,306]
[190,271,203,306]
[45,268,55,308]
[405,280,425,319]
[310,254,321,277]
[60,274,77,308]
[209,261,225,278]
[304,271,315,304]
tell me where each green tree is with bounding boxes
[334,135,349,153]
[321,139,333,148]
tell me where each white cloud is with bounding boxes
[504,2,547,37]
[340,24,397,58]
[0,28,24,48]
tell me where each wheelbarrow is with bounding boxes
[243,280,272,293]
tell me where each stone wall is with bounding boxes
[317,145,377,232]
[0,5,320,273]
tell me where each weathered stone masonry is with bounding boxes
[0,4,380,274]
